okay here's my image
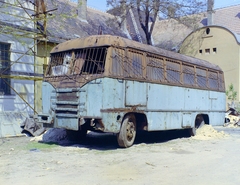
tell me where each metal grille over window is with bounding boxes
[208,71,218,90]
[46,43,225,93]
[147,56,164,82]
[47,47,107,80]
[111,48,144,78]
[166,59,181,84]
[80,48,106,75]
[112,48,125,77]
[196,68,207,88]
[128,50,143,78]
[218,72,225,91]
[182,65,195,86]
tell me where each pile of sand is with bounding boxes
[193,124,228,140]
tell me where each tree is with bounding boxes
[226,83,237,108]
[107,0,207,45]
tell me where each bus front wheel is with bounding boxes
[117,114,136,148]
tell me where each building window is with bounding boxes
[199,49,202,54]
[0,42,11,95]
[213,48,217,53]
[206,28,210,35]
[205,48,210,54]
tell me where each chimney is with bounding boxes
[207,0,214,25]
[121,0,127,32]
[78,0,87,22]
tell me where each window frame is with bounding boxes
[0,42,11,95]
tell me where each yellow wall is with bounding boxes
[35,41,55,113]
[180,26,240,103]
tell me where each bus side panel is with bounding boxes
[184,88,209,111]
[146,84,184,130]
[147,84,184,111]
[146,83,225,130]
[100,78,126,132]
[84,80,103,117]
[101,112,123,133]
[125,81,147,106]
[208,112,225,126]
[208,92,226,126]
[147,112,182,131]
[102,78,125,109]
[42,82,56,114]
[209,91,226,111]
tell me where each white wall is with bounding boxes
[0,0,36,137]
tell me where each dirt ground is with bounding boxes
[1,125,240,185]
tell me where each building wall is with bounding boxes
[35,42,56,113]
[0,0,36,137]
[180,26,240,104]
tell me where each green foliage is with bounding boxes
[226,83,237,101]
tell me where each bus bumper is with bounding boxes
[35,113,54,128]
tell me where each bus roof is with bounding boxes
[51,35,222,72]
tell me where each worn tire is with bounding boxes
[117,114,136,148]
[189,115,205,136]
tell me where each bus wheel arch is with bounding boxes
[189,114,209,136]
[117,113,137,148]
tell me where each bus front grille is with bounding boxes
[55,91,80,117]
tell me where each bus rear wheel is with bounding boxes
[189,115,205,136]
[117,114,136,148]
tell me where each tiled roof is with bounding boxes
[42,0,127,43]
[41,1,240,50]
[213,5,240,34]
[153,4,240,50]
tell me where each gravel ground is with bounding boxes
[1,126,240,185]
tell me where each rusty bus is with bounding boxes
[36,35,226,147]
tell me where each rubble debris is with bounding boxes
[224,108,240,127]
[20,117,46,137]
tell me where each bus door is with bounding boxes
[125,80,147,107]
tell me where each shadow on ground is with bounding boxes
[56,129,191,150]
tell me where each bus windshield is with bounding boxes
[46,47,107,77]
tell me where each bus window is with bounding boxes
[196,68,207,88]
[218,72,225,91]
[208,71,218,90]
[72,51,86,74]
[166,59,181,84]
[183,64,195,86]
[112,48,124,77]
[81,47,107,74]
[132,52,143,77]
[124,50,144,78]
[51,52,72,76]
[147,56,164,82]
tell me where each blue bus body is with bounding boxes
[36,35,226,147]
